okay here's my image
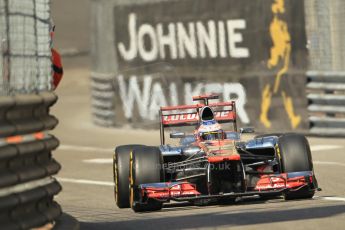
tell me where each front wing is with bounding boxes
[135,171,317,203]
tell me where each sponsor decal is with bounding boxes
[117,13,249,62]
[117,75,250,123]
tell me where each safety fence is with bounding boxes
[304,0,345,72]
[307,71,345,136]
[304,0,345,137]
[0,92,62,229]
[0,0,52,94]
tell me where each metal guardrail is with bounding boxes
[90,72,116,127]
[307,71,345,136]
[0,92,62,229]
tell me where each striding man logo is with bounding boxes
[260,0,301,129]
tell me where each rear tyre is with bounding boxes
[278,134,315,200]
[113,145,144,208]
[130,146,163,212]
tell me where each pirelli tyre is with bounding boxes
[113,145,144,208]
[277,134,315,200]
[130,146,163,212]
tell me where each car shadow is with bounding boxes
[80,199,345,230]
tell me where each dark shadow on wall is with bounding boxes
[79,203,345,230]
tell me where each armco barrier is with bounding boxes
[307,71,345,136]
[0,92,62,229]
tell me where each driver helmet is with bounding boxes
[197,120,224,141]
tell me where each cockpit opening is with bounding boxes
[200,107,214,121]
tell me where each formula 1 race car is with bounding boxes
[113,94,319,212]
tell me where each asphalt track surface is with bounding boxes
[50,67,345,230]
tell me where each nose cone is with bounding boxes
[200,140,241,162]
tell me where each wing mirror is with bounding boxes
[170,132,186,138]
[240,127,255,134]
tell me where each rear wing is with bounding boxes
[159,95,237,145]
[160,102,236,126]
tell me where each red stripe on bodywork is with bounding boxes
[144,183,201,199]
[208,154,241,162]
[255,174,309,191]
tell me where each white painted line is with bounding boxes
[83,150,345,166]
[59,145,113,154]
[315,196,345,202]
[311,145,343,152]
[84,159,345,168]
[83,158,345,167]
[58,144,342,155]
[56,178,345,203]
[314,161,345,167]
[83,158,113,164]
[57,177,114,186]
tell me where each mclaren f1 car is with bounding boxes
[113,94,319,212]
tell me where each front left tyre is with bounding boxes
[277,134,316,200]
[130,146,163,212]
[113,145,144,208]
